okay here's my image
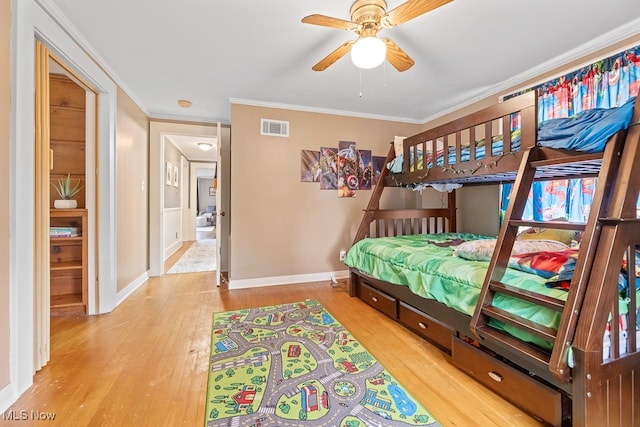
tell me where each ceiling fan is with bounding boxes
[301,0,453,72]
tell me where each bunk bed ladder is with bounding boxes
[353,143,395,245]
[470,130,628,372]
[350,143,395,298]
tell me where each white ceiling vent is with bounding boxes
[261,119,289,137]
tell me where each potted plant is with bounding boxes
[52,173,83,209]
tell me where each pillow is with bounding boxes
[517,218,577,246]
[510,249,579,279]
[517,227,576,246]
[544,252,633,293]
[454,238,569,262]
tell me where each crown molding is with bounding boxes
[229,98,423,124]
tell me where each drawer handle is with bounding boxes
[487,371,503,383]
[371,296,378,303]
[418,322,428,330]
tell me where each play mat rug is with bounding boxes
[205,299,442,427]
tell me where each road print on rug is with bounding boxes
[205,299,441,427]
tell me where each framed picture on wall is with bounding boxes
[209,187,215,196]
[173,165,179,187]
[166,161,172,185]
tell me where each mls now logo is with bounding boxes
[2,410,29,420]
[2,409,56,421]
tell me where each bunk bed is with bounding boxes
[345,90,640,426]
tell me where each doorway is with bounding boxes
[12,3,119,397]
[34,44,97,368]
[31,39,117,371]
[149,122,230,285]
[192,163,217,241]
[47,60,94,316]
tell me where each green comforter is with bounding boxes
[344,233,569,349]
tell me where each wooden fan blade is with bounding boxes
[302,14,359,31]
[312,41,355,71]
[384,0,452,27]
[382,38,414,72]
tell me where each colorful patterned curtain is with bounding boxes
[538,45,640,120]
[501,44,640,223]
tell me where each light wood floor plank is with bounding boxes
[3,275,545,426]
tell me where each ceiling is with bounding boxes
[49,0,640,127]
[165,134,217,162]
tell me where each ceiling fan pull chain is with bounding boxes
[384,61,387,87]
[359,68,363,98]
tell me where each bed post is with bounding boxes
[570,95,640,425]
[571,349,604,426]
[448,190,456,232]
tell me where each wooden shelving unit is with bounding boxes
[50,208,87,315]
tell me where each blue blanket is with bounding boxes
[537,97,635,153]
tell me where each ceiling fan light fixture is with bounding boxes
[197,142,213,151]
[351,36,386,69]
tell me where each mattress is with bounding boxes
[345,232,636,351]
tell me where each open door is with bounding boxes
[215,122,223,287]
[34,40,100,369]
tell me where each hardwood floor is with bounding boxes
[3,277,545,426]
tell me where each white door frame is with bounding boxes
[214,123,223,286]
[149,122,217,277]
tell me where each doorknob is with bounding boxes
[219,212,225,216]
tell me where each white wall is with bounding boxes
[163,208,182,259]
[0,0,10,397]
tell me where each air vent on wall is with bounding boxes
[261,119,289,137]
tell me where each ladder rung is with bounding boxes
[489,281,565,311]
[530,149,603,168]
[475,325,551,366]
[599,217,640,225]
[508,220,586,231]
[481,306,557,343]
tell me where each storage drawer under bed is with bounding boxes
[452,337,566,426]
[398,301,454,352]
[357,281,397,319]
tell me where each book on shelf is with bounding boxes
[50,226,81,237]
[50,232,80,237]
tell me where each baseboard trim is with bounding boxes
[0,382,18,415]
[228,270,349,290]
[115,271,150,308]
[164,239,182,261]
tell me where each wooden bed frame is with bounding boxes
[348,92,640,426]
